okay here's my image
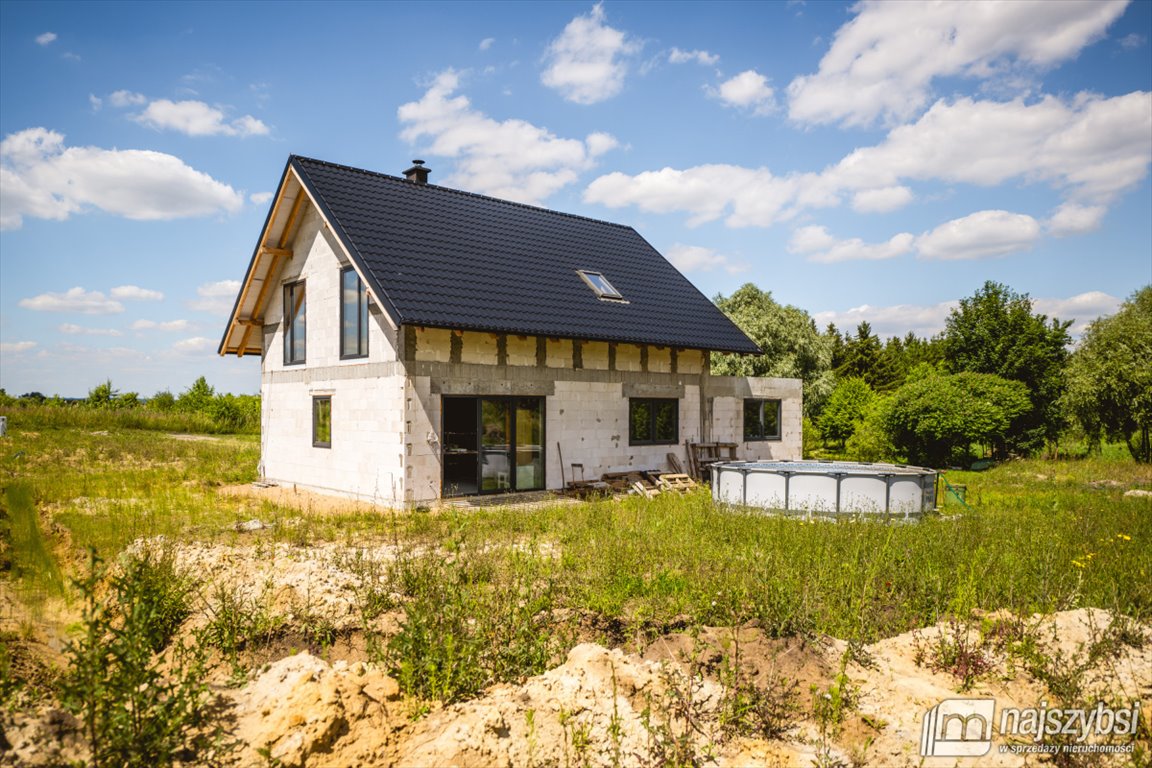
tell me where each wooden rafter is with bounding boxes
[225,172,311,355]
[277,192,306,249]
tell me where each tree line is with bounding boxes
[712,281,1151,466]
[0,377,259,434]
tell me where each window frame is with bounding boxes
[576,269,625,301]
[339,266,369,360]
[743,398,782,441]
[312,395,332,448]
[628,397,679,446]
[283,280,306,366]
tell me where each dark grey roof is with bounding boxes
[291,156,760,354]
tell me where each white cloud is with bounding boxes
[787,225,837,254]
[35,32,57,46]
[585,90,1152,227]
[584,131,619,157]
[172,337,214,354]
[0,128,244,230]
[787,0,1129,127]
[479,37,495,51]
[0,341,38,354]
[541,3,640,105]
[665,243,745,274]
[915,210,1041,260]
[1033,291,1123,335]
[111,285,164,301]
[828,93,1152,205]
[712,70,776,115]
[819,290,1126,340]
[249,191,274,204]
[88,94,103,111]
[789,225,914,263]
[133,99,270,137]
[59,323,122,336]
[1119,33,1146,50]
[19,287,124,314]
[131,319,191,332]
[669,47,719,66]
[585,164,834,228]
[1046,202,1107,236]
[109,90,147,107]
[398,69,620,204]
[814,300,959,338]
[188,280,241,314]
[851,185,913,213]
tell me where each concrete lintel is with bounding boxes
[705,375,803,399]
[266,361,406,384]
[622,382,685,399]
[432,378,555,396]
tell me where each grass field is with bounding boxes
[2,417,1150,766]
[2,416,1149,644]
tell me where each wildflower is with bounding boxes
[1072,560,1085,569]
[1117,534,1131,541]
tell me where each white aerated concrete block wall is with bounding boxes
[260,372,406,503]
[709,377,803,461]
[543,381,701,488]
[259,205,406,503]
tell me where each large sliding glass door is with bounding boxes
[442,396,545,496]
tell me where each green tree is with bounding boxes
[845,397,896,462]
[836,322,883,384]
[149,391,176,411]
[943,281,1071,454]
[819,377,875,448]
[87,380,119,409]
[712,284,834,417]
[1064,286,1152,463]
[826,323,847,371]
[882,372,1031,466]
[176,377,215,414]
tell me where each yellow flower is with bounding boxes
[1117,534,1131,541]
[1072,560,1085,569]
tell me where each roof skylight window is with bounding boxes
[577,270,624,301]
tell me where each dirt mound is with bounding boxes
[225,652,401,768]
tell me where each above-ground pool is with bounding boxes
[711,460,938,518]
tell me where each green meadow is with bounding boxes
[3,410,1149,645]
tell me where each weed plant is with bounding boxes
[60,549,224,768]
[381,546,561,706]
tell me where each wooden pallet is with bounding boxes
[656,473,697,493]
[630,481,661,499]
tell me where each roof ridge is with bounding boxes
[290,154,633,231]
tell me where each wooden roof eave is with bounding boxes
[218,164,307,357]
[218,158,402,357]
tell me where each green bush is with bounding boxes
[882,372,1031,466]
[60,550,221,768]
[819,377,875,448]
[383,549,558,705]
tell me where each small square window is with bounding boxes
[629,398,678,445]
[744,399,781,441]
[313,396,331,448]
[577,270,624,300]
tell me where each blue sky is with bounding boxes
[1,0,1149,397]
